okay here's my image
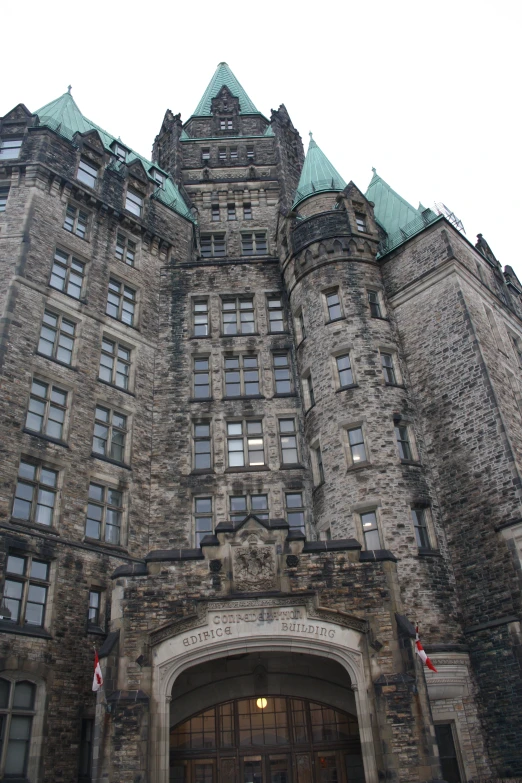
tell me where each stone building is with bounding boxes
[0,62,521,783]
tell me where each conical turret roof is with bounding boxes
[292,134,346,209]
[192,62,259,116]
[35,90,194,223]
[365,168,421,236]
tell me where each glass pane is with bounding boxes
[0,679,10,707]
[13,681,35,709]
[30,560,48,580]
[6,555,26,575]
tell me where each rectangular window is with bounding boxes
[381,353,396,384]
[361,510,380,550]
[313,446,324,485]
[368,290,382,318]
[79,719,94,781]
[227,420,264,467]
[297,310,306,341]
[193,300,209,336]
[241,232,267,256]
[202,148,210,162]
[395,423,413,461]
[222,297,255,335]
[92,406,127,463]
[152,169,165,188]
[3,554,50,626]
[106,279,136,326]
[211,204,220,222]
[193,357,211,398]
[243,202,252,220]
[229,494,268,522]
[336,354,353,387]
[267,297,284,332]
[86,482,123,544]
[412,508,431,549]
[355,213,367,232]
[64,204,89,239]
[88,589,101,626]
[195,497,213,545]
[25,379,67,441]
[347,427,367,464]
[113,144,128,162]
[193,423,211,470]
[77,157,98,188]
[273,353,292,394]
[227,203,236,220]
[50,249,85,298]
[218,148,227,161]
[279,419,298,464]
[246,146,254,159]
[230,147,238,159]
[125,189,143,217]
[99,338,131,390]
[115,233,137,266]
[38,310,75,365]
[12,460,58,527]
[0,138,23,159]
[225,355,259,397]
[326,290,342,321]
[435,724,462,783]
[0,678,37,777]
[0,186,9,212]
[201,233,226,257]
[305,374,315,409]
[286,492,305,531]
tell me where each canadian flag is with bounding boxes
[415,626,438,673]
[92,649,103,692]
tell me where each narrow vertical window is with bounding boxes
[77,158,98,188]
[246,145,254,159]
[218,148,227,161]
[79,718,94,781]
[88,590,102,627]
[125,189,143,217]
[38,311,75,365]
[230,147,238,159]
[273,353,292,394]
[267,297,284,332]
[0,186,9,212]
[297,310,306,341]
[411,508,431,549]
[211,204,220,222]
[243,202,252,220]
[305,374,315,409]
[0,678,36,777]
[326,290,342,321]
[193,423,211,470]
[361,511,380,550]
[381,353,396,384]
[434,724,462,783]
[227,203,236,220]
[193,357,211,398]
[368,291,382,318]
[336,354,353,387]
[314,446,325,485]
[355,213,367,232]
[86,483,123,544]
[279,419,298,464]
[193,300,209,336]
[194,498,213,545]
[115,233,137,266]
[347,427,367,464]
[92,406,127,463]
[201,148,210,162]
[395,423,413,461]
[285,493,305,531]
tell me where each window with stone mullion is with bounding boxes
[38,311,75,365]
[229,494,268,522]
[92,406,127,463]
[12,460,58,527]
[225,355,259,396]
[227,421,264,467]
[25,379,67,441]
[222,298,255,335]
[50,249,85,298]
[3,554,50,627]
[0,678,36,777]
[85,483,122,545]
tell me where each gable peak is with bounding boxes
[191,62,260,117]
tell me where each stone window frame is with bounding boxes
[285,491,306,532]
[151,168,166,189]
[410,506,435,550]
[241,230,268,257]
[243,202,252,220]
[192,420,212,472]
[106,276,137,328]
[359,509,382,550]
[272,351,293,395]
[246,145,255,160]
[2,553,52,630]
[301,369,315,411]
[24,375,71,444]
[309,438,325,487]
[393,417,419,463]
[322,287,344,324]
[192,297,210,337]
[211,203,221,222]
[92,403,130,466]
[87,585,106,631]
[277,417,299,466]
[0,671,46,781]
[0,185,10,212]
[227,202,236,221]
[115,231,139,268]
[266,295,285,333]
[330,347,356,391]
[50,247,87,299]
[355,212,368,233]
[341,422,370,469]
[201,233,226,258]
[294,308,306,344]
[85,479,125,546]
[379,347,401,386]
[98,334,134,392]
[193,356,212,399]
[223,353,261,398]
[37,307,79,368]
[194,495,214,546]
[11,457,62,530]
[226,419,266,469]
[201,148,210,163]
[124,187,144,218]
[221,295,256,336]
[76,156,99,189]
[63,202,90,240]
[352,501,383,551]
[228,492,269,522]
[0,137,23,160]
[367,289,386,319]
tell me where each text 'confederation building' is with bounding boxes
[1,63,522,783]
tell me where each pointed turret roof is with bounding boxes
[192,62,259,116]
[292,134,346,209]
[35,90,194,223]
[365,168,422,236]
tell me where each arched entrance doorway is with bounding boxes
[168,651,366,783]
[170,695,365,782]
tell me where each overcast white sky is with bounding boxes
[3,0,520,277]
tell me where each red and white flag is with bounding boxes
[92,649,103,692]
[415,626,437,672]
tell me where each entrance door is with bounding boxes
[240,754,292,783]
[316,753,341,783]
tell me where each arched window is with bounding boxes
[0,678,36,777]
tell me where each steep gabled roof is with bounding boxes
[35,91,194,223]
[365,168,421,236]
[292,134,346,209]
[192,62,259,117]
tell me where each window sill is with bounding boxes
[220,332,261,338]
[268,330,291,336]
[22,428,69,448]
[0,620,52,639]
[190,334,212,339]
[189,397,214,403]
[400,459,422,467]
[336,384,359,393]
[347,461,372,472]
[190,468,215,475]
[279,463,305,470]
[222,394,265,401]
[9,517,60,535]
[325,317,346,326]
[83,536,128,552]
[91,452,131,470]
[225,465,270,473]
[87,625,107,636]
[98,378,135,397]
[106,314,138,330]
[62,227,90,242]
[384,382,405,389]
[35,351,78,371]
[370,315,389,321]
[48,285,86,305]
[273,392,298,398]
[417,548,441,558]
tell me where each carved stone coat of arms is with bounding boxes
[233,537,276,592]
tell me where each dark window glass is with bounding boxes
[201,234,225,258]
[99,338,131,389]
[92,406,127,463]
[211,204,220,222]
[395,424,412,461]
[336,354,353,387]
[361,511,380,550]
[194,358,211,398]
[368,290,382,318]
[227,203,236,220]
[0,678,36,776]
[0,186,9,211]
[241,232,267,256]
[25,379,67,441]
[412,508,430,548]
[381,353,396,384]
[106,279,136,325]
[435,724,462,783]
[79,718,94,780]
[63,204,89,238]
[115,233,136,266]
[4,555,50,627]
[286,493,305,531]
[243,202,252,220]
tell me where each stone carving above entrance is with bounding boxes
[233,535,276,592]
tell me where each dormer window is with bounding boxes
[77,157,98,189]
[220,119,233,130]
[152,169,166,189]
[113,144,128,163]
[355,213,367,232]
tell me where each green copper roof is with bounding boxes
[365,168,421,236]
[292,134,346,209]
[36,91,194,223]
[192,62,259,116]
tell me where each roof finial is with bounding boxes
[372,167,377,174]
[67,85,72,94]
[309,131,313,141]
